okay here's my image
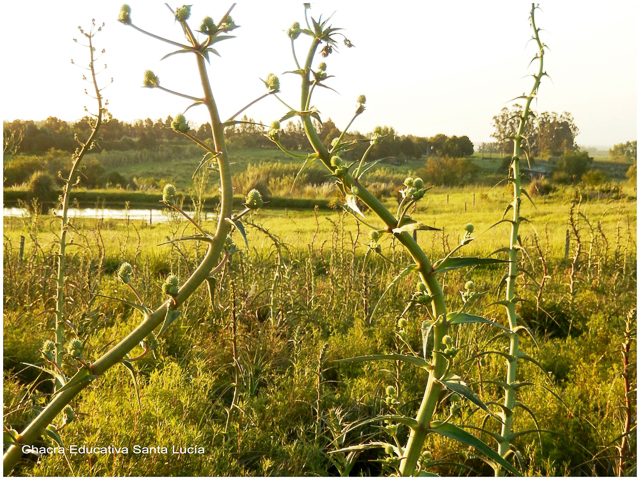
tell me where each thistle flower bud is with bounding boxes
[171,113,189,133]
[245,189,264,209]
[117,262,133,284]
[264,73,280,92]
[162,274,180,297]
[317,62,327,72]
[369,230,381,242]
[384,445,394,455]
[142,332,158,351]
[270,120,281,130]
[331,137,340,147]
[403,177,414,187]
[397,318,408,329]
[464,280,475,291]
[385,385,396,396]
[67,338,83,358]
[373,243,382,254]
[370,133,382,145]
[416,281,427,292]
[442,335,453,347]
[118,4,132,25]
[413,177,424,189]
[287,21,301,40]
[464,223,474,234]
[41,340,56,362]
[143,70,159,88]
[162,184,177,205]
[220,15,237,31]
[421,451,432,463]
[418,294,431,304]
[267,128,280,142]
[175,5,191,22]
[357,95,366,105]
[330,156,343,167]
[450,393,461,403]
[200,16,218,35]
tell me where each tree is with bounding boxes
[555,150,592,181]
[610,141,637,163]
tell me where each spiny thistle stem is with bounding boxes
[3,7,235,472]
[495,4,545,475]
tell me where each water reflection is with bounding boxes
[2,207,202,223]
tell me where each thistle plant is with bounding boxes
[3,4,265,472]
[267,6,519,477]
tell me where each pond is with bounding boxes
[2,207,206,223]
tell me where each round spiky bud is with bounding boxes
[330,156,343,167]
[162,184,177,205]
[369,230,381,242]
[317,62,327,72]
[162,274,180,297]
[67,338,83,358]
[450,393,461,403]
[385,424,399,438]
[421,451,432,463]
[118,4,132,25]
[41,340,56,362]
[416,281,427,292]
[175,5,191,22]
[418,294,431,304]
[143,70,159,88]
[357,94,366,105]
[200,16,218,35]
[385,385,396,396]
[373,243,382,254]
[288,21,301,40]
[384,445,394,455]
[397,318,408,329]
[442,335,453,347]
[331,137,340,147]
[270,120,281,131]
[245,189,264,209]
[464,223,474,234]
[142,332,158,351]
[465,280,475,291]
[404,177,414,187]
[265,73,280,92]
[220,15,236,31]
[117,262,133,284]
[171,113,189,133]
[413,177,424,189]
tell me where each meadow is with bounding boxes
[3,184,636,475]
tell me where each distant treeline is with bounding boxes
[3,115,474,162]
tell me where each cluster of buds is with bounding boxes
[384,385,398,406]
[442,335,458,358]
[41,340,56,362]
[448,393,462,416]
[245,189,264,209]
[264,73,280,92]
[162,274,180,297]
[174,5,191,22]
[397,317,409,341]
[330,156,348,178]
[199,16,218,36]
[287,21,301,40]
[313,62,328,81]
[171,113,189,133]
[162,184,177,205]
[223,235,238,256]
[117,262,133,284]
[219,15,237,32]
[402,177,427,201]
[368,229,382,254]
[370,132,382,146]
[414,281,432,305]
[141,332,158,351]
[356,95,366,115]
[462,280,475,303]
[118,4,132,25]
[266,120,281,142]
[66,338,84,359]
[420,450,433,465]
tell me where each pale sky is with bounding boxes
[1,1,637,148]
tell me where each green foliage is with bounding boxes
[555,150,593,181]
[609,140,637,163]
[581,169,610,187]
[26,171,55,207]
[420,156,479,186]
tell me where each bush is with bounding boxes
[420,156,479,186]
[581,169,609,187]
[26,171,55,207]
[626,164,636,184]
[555,149,593,181]
[551,171,571,185]
[527,178,555,196]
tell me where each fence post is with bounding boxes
[19,235,25,265]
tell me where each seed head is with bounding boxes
[174,5,191,22]
[384,445,394,455]
[373,243,382,254]
[464,223,474,234]
[267,128,280,143]
[397,318,408,329]
[245,189,264,209]
[357,94,366,105]
[321,45,333,57]
[265,73,280,92]
[288,21,301,40]
[162,184,177,205]
[418,294,431,304]
[118,4,132,25]
[117,262,133,284]
[421,451,432,463]
[171,113,189,133]
[143,70,159,88]
[200,16,218,35]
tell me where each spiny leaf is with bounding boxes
[55,367,98,395]
[290,153,319,193]
[429,422,521,476]
[279,110,298,122]
[226,218,249,249]
[43,426,64,449]
[329,441,398,455]
[369,264,419,322]
[392,219,440,235]
[22,363,67,387]
[161,49,191,61]
[351,415,419,432]
[184,101,205,115]
[157,309,181,338]
[447,312,509,331]
[332,353,431,370]
[438,380,496,419]
[433,257,508,274]
[121,359,141,410]
[95,294,153,316]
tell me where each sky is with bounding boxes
[1,1,637,149]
